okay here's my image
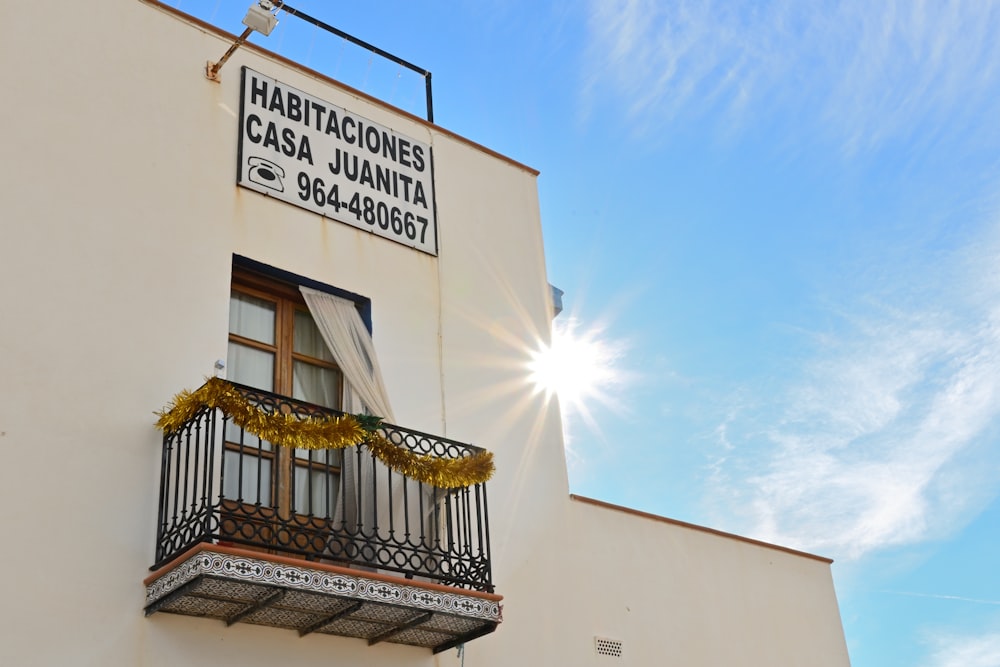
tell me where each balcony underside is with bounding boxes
[145,544,501,653]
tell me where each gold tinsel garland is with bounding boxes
[155,378,494,488]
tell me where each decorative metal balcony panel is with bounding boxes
[145,545,500,652]
[153,381,494,594]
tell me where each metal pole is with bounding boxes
[206,26,254,82]
[425,72,434,123]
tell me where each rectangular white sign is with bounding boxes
[237,67,438,255]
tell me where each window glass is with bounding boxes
[227,342,275,391]
[292,360,339,408]
[293,309,335,361]
[294,448,341,467]
[229,292,276,344]
[222,450,272,505]
[293,465,340,517]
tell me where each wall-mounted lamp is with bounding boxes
[206,1,280,82]
[242,1,278,36]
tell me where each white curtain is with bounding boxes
[299,287,395,422]
[301,287,437,576]
[300,287,398,562]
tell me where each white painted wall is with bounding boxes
[0,2,849,666]
[555,497,852,666]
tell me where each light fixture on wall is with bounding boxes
[206,1,280,82]
[242,0,279,35]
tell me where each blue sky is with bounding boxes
[185,2,1000,664]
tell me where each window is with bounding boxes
[223,267,344,524]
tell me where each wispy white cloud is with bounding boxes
[583,1,1000,153]
[708,213,1000,560]
[923,631,1000,667]
[579,0,1000,561]
[880,590,1000,607]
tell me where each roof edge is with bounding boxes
[569,494,834,564]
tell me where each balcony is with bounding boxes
[145,379,500,652]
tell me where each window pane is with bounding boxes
[293,447,341,466]
[292,360,339,408]
[293,465,340,517]
[227,342,274,390]
[293,309,334,362]
[229,292,275,344]
[225,422,273,452]
[222,450,272,505]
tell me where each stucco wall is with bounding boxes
[0,2,848,666]
[554,497,852,666]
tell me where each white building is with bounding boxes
[0,2,851,665]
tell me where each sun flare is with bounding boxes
[529,318,625,422]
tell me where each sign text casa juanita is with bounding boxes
[237,67,437,255]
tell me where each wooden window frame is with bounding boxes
[227,267,344,521]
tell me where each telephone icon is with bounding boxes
[247,156,285,192]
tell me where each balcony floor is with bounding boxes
[145,544,501,652]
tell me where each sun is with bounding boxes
[528,318,625,423]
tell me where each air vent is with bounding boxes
[595,636,623,658]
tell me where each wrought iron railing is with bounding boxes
[153,381,493,592]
